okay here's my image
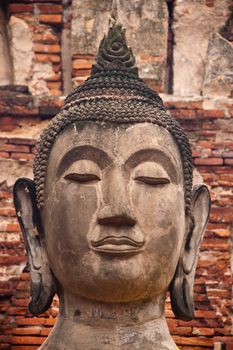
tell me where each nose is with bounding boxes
[97,168,136,227]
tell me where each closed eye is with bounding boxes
[64,173,101,183]
[134,176,170,185]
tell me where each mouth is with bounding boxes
[90,236,144,255]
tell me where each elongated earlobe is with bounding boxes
[13,178,55,315]
[170,185,211,321]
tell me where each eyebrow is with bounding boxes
[57,145,112,177]
[125,148,180,184]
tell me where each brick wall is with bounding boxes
[0,1,232,349]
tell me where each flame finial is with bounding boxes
[91,12,138,76]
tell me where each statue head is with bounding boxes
[13,24,210,323]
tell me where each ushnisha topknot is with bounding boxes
[34,22,193,211]
[91,24,138,76]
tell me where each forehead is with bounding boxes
[46,122,183,179]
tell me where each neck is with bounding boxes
[40,291,177,350]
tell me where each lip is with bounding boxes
[90,236,144,255]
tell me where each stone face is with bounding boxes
[44,123,186,304]
[71,0,168,90]
[173,0,231,96]
[8,16,34,86]
[203,33,233,97]
[13,121,210,349]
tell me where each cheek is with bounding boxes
[131,183,184,222]
[43,181,98,260]
[131,183,185,261]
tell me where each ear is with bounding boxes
[13,178,55,315]
[170,184,211,321]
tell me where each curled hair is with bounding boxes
[33,24,193,212]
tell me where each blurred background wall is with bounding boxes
[0,0,232,349]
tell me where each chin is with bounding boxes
[64,265,167,303]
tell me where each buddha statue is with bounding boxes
[13,22,210,350]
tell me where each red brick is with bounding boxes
[210,208,233,223]
[192,149,201,158]
[34,44,61,54]
[8,4,34,13]
[0,256,25,266]
[12,347,38,350]
[13,327,42,335]
[171,327,192,335]
[72,68,91,77]
[0,117,18,132]
[211,228,230,238]
[173,336,213,346]
[0,152,9,158]
[50,89,62,97]
[11,153,34,160]
[0,335,11,342]
[73,59,93,70]
[40,328,51,336]
[213,141,233,150]
[0,208,16,216]
[224,158,233,166]
[36,54,60,63]
[222,151,233,158]
[165,100,203,110]
[214,337,233,343]
[12,336,46,345]
[6,223,20,232]
[47,82,62,90]
[39,14,62,24]
[16,318,46,326]
[198,130,216,137]
[194,158,223,166]
[6,138,36,146]
[37,4,62,13]
[0,144,30,153]
[44,318,56,326]
[0,191,13,199]
[197,109,225,118]
[46,73,61,82]
[34,32,58,44]
[196,140,213,148]
[52,64,61,73]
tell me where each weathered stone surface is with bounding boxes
[71,0,168,90]
[71,0,111,56]
[203,33,233,97]
[0,159,33,187]
[0,8,12,85]
[0,263,26,282]
[216,118,233,141]
[7,16,57,97]
[29,62,54,96]
[8,16,34,86]
[173,0,231,96]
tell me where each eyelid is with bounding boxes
[64,173,101,183]
[134,176,170,185]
